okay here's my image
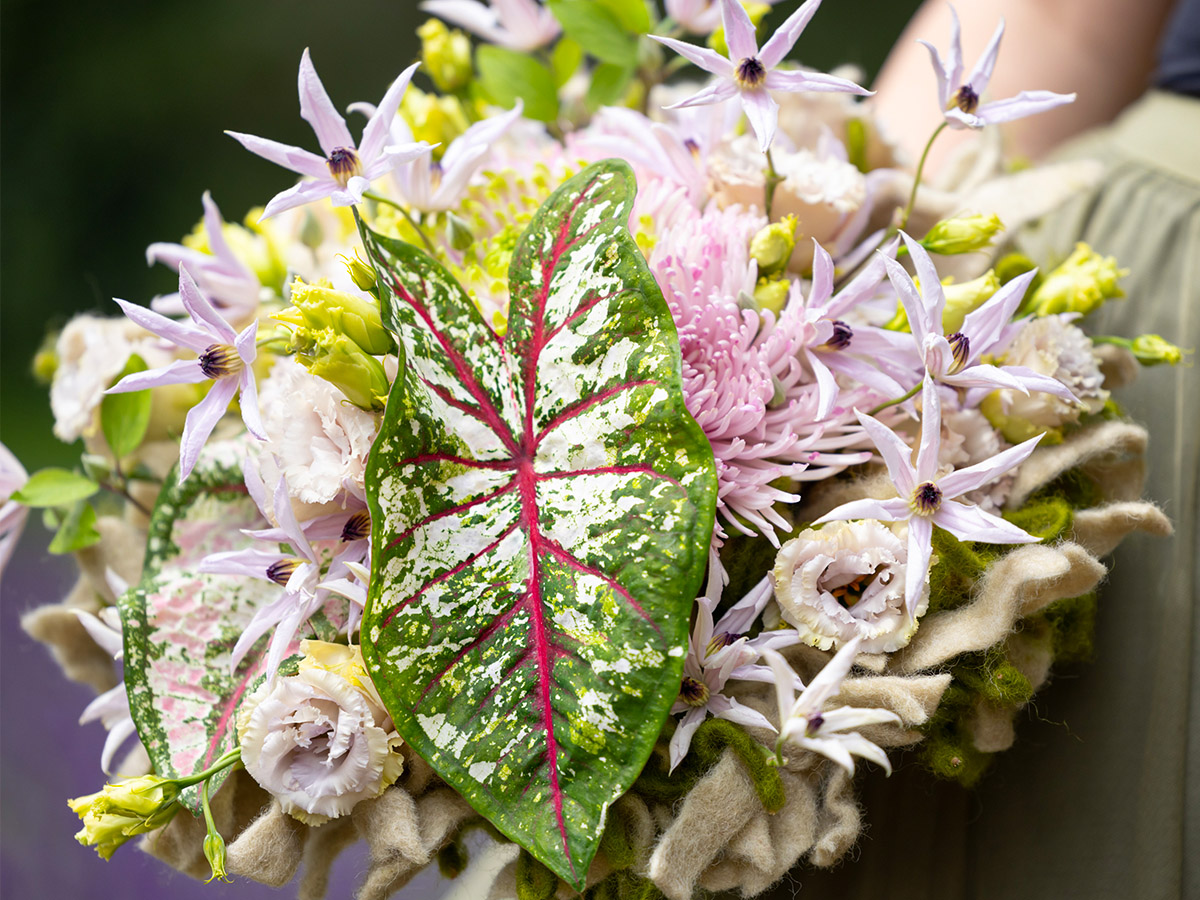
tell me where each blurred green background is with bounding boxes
[0,0,920,470]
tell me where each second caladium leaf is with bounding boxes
[360,160,716,886]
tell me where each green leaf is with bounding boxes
[358,160,717,888]
[100,354,153,459]
[586,62,634,110]
[549,0,638,65]
[120,442,306,811]
[550,37,584,89]
[595,0,651,34]
[12,468,100,507]
[47,501,101,554]
[476,46,559,122]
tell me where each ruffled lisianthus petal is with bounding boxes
[237,646,402,825]
[773,519,928,653]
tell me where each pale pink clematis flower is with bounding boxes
[227,50,430,219]
[145,192,260,321]
[106,266,265,482]
[0,443,28,579]
[885,233,1078,400]
[815,376,1042,615]
[920,6,1075,129]
[666,0,781,35]
[420,0,559,51]
[650,0,871,152]
[762,638,900,775]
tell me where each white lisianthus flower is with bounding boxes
[255,357,379,504]
[237,641,403,825]
[773,520,928,653]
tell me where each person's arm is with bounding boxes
[870,0,1177,172]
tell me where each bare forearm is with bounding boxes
[871,0,1176,171]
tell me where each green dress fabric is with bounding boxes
[775,91,1200,900]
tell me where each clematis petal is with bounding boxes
[106,357,209,394]
[73,610,123,658]
[111,297,212,354]
[758,0,823,68]
[831,731,893,774]
[818,706,901,733]
[964,18,1005,94]
[648,35,735,78]
[740,87,780,153]
[973,90,1077,125]
[238,369,267,441]
[178,376,238,482]
[934,499,1039,544]
[201,191,241,270]
[915,375,941,483]
[906,235,947,338]
[359,62,420,163]
[761,648,800,727]
[883,254,932,341]
[853,410,918,496]
[905,515,933,615]
[260,179,338,221]
[763,68,871,95]
[665,77,740,110]
[98,715,138,776]
[298,48,356,156]
[716,697,777,733]
[720,0,760,63]
[814,496,911,525]
[996,364,1079,401]
[224,131,329,179]
[961,269,1038,355]
[796,733,858,775]
[917,40,953,110]
[942,362,1031,394]
[938,433,1043,499]
[179,266,237,344]
[668,707,707,771]
[200,547,285,581]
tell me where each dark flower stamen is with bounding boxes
[805,711,825,736]
[326,147,362,186]
[946,332,970,374]
[825,320,853,351]
[910,481,943,516]
[198,344,243,379]
[706,631,739,658]
[266,557,305,586]
[736,57,767,88]
[341,509,371,542]
[954,84,979,114]
[680,675,710,708]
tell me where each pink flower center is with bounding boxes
[910,481,943,517]
[198,343,243,379]
[326,147,362,186]
[735,57,767,88]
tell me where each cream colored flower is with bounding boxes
[773,520,927,653]
[237,640,402,825]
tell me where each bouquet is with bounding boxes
[5,1,1181,897]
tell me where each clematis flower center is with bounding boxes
[735,57,767,88]
[953,84,979,114]
[198,343,244,379]
[680,675,710,708]
[825,320,853,351]
[326,147,362,186]
[706,631,739,658]
[341,510,371,542]
[267,557,306,586]
[946,332,970,374]
[805,711,825,737]
[910,481,943,516]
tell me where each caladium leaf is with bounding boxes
[120,441,299,810]
[360,160,717,887]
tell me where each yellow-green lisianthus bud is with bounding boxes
[68,777,182,860]
[1025,243,1128,317]
[279,281,393,356]
[1130,334,1184,366]
[941,269,1000,332]
[707,2,771,56]
[341,252,377,293]
[754,276,791,315]
[297,331,390,411]
[445,212,475,251]
[203,829,231,883]
[401,88,469,159]
[419,18,473,93]
[920,213,1003,255]
[750,215,798,277]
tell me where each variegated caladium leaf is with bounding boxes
[359,160,717,887]
[120,441,298,810]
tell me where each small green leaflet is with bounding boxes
[101,353,152,459]
[359,161,717,887]
[120,441,294,811]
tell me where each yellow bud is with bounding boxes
[418,18,473,93]
[283,281,393,356]
[203,830,231,883]
[298,332,390,411]
[920,213,1003,255]
[68,777,181,859]
[401,87,469,158]
[941,270,1000,333]
[1028,243,1128,317]
[753,276,791,315]
[341,252,377,293]
[445,212,475,251]
[750,215,797,276]
[1130,333,1185,366]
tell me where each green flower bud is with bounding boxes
[418,19,473,93]
[281,281,393,356]
[445,211,475,251]
[1130,334,1184,366]
[68,776,181,860]
[298,331,390,411]
[203,830,231,883]
[1026,243,1128,317]
[753,276,791,315]
[401,88,469,158]
[920,213,1003,255]
[341,252,377,293]
[941,270,1000,333]
[750,215,797,277]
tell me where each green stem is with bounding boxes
[897,121,946,232]
[362,191,438,256]
[764,148,783,220]
[172,747,242,790]
[867,381,922,416]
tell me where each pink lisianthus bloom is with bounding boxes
[106,266,265,482]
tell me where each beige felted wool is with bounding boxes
[1070,501,1172,557]
[835,674,954,747]
[226,802,306,887]
[967,701,1018,753]
[808,768,861,868]
[1094,344,1140,390]
[21,578,116,693]
[141,766,248,881]
[73,515,145,602]
[1009,421,1148,507]
[297,818,359,900]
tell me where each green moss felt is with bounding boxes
[634,718,785,813]
[954,646,1035,707]
[928,528,993,613]
[516,848,559,900]
[1037,591,1098,663]
[1002,496,1074,542]
[436,836,469,880]
[598,799,639,871]
[584,871,665,900]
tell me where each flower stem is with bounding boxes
[172,747,242,790]
[897,122,947,232]
[867,381,921,416]
[362,191,438,257]
[764,148,783,220]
